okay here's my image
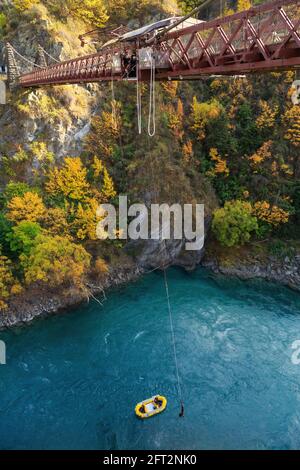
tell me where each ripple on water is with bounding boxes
[0,268,300,449]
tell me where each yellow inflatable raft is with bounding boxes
[135,395,167,419]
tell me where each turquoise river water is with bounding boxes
[1,268,300,450]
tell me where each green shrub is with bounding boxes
[212,200,258,247]
[7,221,42,257]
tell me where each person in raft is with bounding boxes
[139,405,146,414]
[154,397,163,407]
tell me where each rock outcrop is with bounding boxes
[202,249,300,292]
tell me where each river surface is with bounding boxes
[1,268,300,450]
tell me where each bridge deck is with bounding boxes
[18,0,300,87]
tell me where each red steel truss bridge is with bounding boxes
[9,0,300,87]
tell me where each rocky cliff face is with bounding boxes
[0,4,101,159]
[202,243,300,292]
[127,216,212,271]
[0,85,101,158]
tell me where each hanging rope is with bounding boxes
[163,269,184,417]
[136,50,142,135]
[148,51,156,137]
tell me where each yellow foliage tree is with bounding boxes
[182,140,194,166]
[101,167,116,201]
[255,100,278,129]
[22,235,91,290]
[85,105,121,160]
[76,0,108,27]
[0,256,22,310]
[74,198,100,241]
[13,0,37,11]
[92,157,116,202]
[253,201,289,226]
[237,0,251,12]
[43,207,71,239]
[167,99,184,141]
[283,105,300,147]
[7,192,46,224]
[46,157,90,202]
[160,81,178,99]
[207,148,229,177]
[191,97,223,140]
[249,141,272,169]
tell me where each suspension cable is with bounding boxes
[38,44,60,64]
[8,44,44,69]
[163,269,184,417]
[148,51,156,137]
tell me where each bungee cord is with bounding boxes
[148,52,156,137]
[163,269,184,418]
[136,53,142,135]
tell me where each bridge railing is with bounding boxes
[155,0,300,76]
[19,0,300,86]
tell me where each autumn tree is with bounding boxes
[283,105,300,147]
[283,105,300,177]
[191,97,223,141]
[43,207,71,239]
[22,235,91,290]
[0,255,22,310]
[178,0,201,13]
[237,0,252,12]
[167,99,184,141]
[249,140,273,171]
[94,257,109,279]
[30,142,54,175]
[207,148,229,178]
[160,81,179,100]
[45,0,108,27]
[255,100,278,130]
[7,192,46,224]
[2,182,37,206]
[182,140,194,166]
[46,157,91,203]
[85,105,121,161]
[92,157,116,202]
[74,198,100,241]
[13,0,37,11]
[253,201,289,227]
